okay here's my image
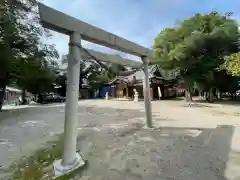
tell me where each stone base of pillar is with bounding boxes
[53,153,85,177]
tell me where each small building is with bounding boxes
[3,86,22,105]
[109,65,178,100]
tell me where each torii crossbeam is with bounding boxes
[38,4,153,58]
[81,49,143,68]
[38,3,153,177]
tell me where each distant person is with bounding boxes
[18,96,22,105]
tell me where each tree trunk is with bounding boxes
[231,93,237,101]
[185,90,188,101]
[189,89,193,101]
[199,91,203,100]
[216,89,221,100]
[203,92,206,100]
[21,89,27,104]
[34,94,37,102]
[206,92,209,101]
[0,85,6,111]
[185,87,192,102]
[208,87,214,103]
[218,90,221,100]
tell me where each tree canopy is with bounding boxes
[154,12,240,102]
[221,52,240,76]
[0,0,59,109]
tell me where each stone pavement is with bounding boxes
[0,99,240,179]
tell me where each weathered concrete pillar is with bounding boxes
[142,57,153,128]
[53,32,84,177]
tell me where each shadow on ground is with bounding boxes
[78,124,235,180]
[0,105,62,123]
[0,103,237,179]
[194,99,240,107]
[4,123,236,180]
[180,103,214,108]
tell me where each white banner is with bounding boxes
[158,86,162,99]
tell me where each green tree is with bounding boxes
[88,71,110,89]
[61,54,97,89]
[221,52,240,76]
[154,12,239,102]
[0,0,59,110]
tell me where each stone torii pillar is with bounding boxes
[53,32,85,177]
[142,57,153,128]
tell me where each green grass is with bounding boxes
[6,135,88,180]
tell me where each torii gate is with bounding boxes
[38,3,154,177]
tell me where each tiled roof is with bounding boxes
[119,65,159,80]
[118,69,138,76]
[6,86,22,93]
[109,65,179,84]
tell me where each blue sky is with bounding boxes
[42,0,240,61]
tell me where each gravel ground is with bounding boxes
[0,99,240,179]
